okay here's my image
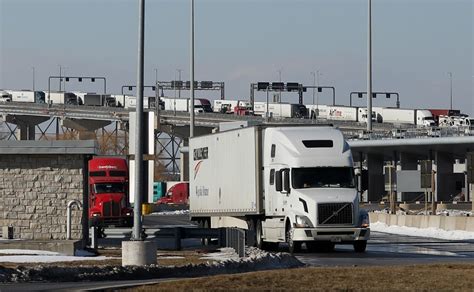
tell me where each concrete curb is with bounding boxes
[369,213,474,232]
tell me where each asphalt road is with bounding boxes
[1,214,473,291]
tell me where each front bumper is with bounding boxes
[89,216,133,227]
[293,227,370,243]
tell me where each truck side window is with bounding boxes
[271,144,276,158]
[270,169,275,185]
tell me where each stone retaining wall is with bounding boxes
[370,213,474,232]
[0,154,86,240]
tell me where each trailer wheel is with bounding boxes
[353,240,367,253]
[201,218,210,246]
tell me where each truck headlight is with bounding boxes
[295,215,312,228]
[92,212,101,217]
[359,210,370,228]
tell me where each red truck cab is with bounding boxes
[157,182,189,205]
[88,157,133,227]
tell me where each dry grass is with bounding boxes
[127,263,474,291]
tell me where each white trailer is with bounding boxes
[47,91,78,105]
[162,97,212,113]
[374,107,435,127]
[6,90,45,103]
[307,105,358,121]
[189,125,370,252]
[253,102,307,118]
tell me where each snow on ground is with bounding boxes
[371,221,474,240]
[0,249,112,263]
[200,248,240,261]
[0,249,59,255]
[436,209,473,217]
[151,210,190,216]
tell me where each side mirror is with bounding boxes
[275,170,282,192]
[283,169,290,193]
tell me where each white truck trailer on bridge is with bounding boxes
[253,102,307,118]
[189,125,370,252]
[47,91,79,105]
[373,107,435,127]
[6,90,45,103]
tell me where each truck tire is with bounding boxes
[201,218,210,246]
[255,219,264,249]
[353,240,367,253]
[286,227,301,254]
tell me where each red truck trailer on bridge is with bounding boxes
[88,157,133,227]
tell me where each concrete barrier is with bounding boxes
[369,213,474,232]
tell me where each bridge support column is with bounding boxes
[398,153,419,202]
[61,118,111,140]
[435,151,455,202]
[367,154,385,202]
[5,115,50,140]
[180,139,189,182]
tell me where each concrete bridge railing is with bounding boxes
[369,213,474,232]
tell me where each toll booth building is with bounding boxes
[0,141,97,254]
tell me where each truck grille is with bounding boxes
[318,203,353,225]
[103,201,120,217]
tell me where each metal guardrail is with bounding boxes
[93,226,246,257]
[0,102,472,139]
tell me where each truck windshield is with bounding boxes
[93,183,125,194]
[292,167,355,189]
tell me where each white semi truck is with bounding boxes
[189,125,370,253]
[253,102,307,118]
[373,107,435,127]
[6,90,45,103]
[47,91,79,105]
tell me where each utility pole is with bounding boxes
[448,72,453,110]
[367,0,373,132]
[32,67,35,91]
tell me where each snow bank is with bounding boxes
[0,249,111,263]
[371,222,474,240]
[0,247,303,283]
[150,210,190,216]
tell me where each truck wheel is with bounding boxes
[202,218,210,246]
[286,227,301,254]
[353,240,367,253]
[255,219,264,249]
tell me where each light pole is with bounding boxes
[31,67,35,91]
[59,65,62,91]
[367,0,373,131]
[448,72,453,110]
[190,0,195,138]
[132,0,145,241]
[277,68,282,102]
[310,71,317,120]
[176,69,183,98]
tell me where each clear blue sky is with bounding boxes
[1,0,472,114]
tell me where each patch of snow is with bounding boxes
[150,210,190,216]
[371,221,474,240]
[158,256,185,259]
[200,248,240,261]
[0,249,60,255]
[436,209,473,217]
[0,255,111,263]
